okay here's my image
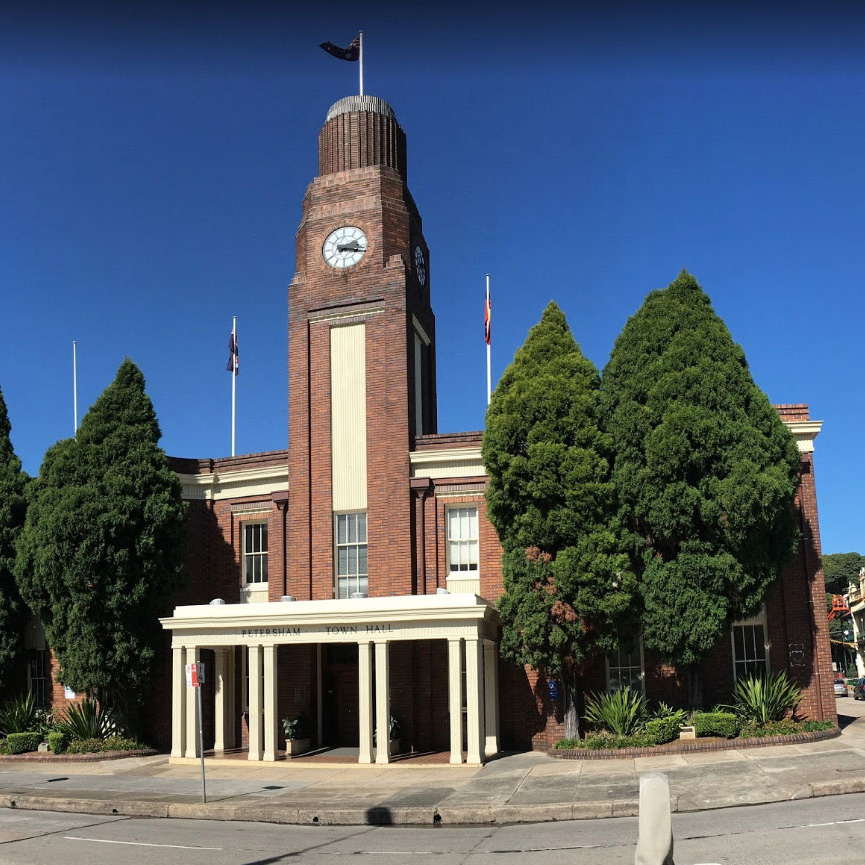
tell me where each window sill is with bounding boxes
[446,575,480,595]
[240,583,269,604]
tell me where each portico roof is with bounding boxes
[160,593,500,647]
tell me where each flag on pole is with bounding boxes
[320,35,360,61]
[484,283,492,345]
[227,331,239,375]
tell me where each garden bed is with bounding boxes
[0,747,158,763]
[553,725,840,759]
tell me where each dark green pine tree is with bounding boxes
[483,302,638,737]
[602,271,801,705]
[16,359,186,722]
[823,552,865,595]
[0,386,28,689]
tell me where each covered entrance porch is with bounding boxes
[160,593,501,765]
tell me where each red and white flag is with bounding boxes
[484,283,492,345]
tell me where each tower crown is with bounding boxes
[318,95,407,180]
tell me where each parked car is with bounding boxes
[854,678,865,700]
[834,675,848,697]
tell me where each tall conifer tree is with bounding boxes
[483,302,637,737]
[602,271,801,705]
[0,386,28,688]
[16,360,186,719]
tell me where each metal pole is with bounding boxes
[197,685,207,803]
[486,274,491,406]
[359,31,364,96]
[73,340,78,434]
[231,315,236,457]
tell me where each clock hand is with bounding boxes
[336,241,365,253]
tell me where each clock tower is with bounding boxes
[287,95,437,601]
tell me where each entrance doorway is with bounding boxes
[322,643,358,747]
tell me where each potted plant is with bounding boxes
[373,715,401,756]
[281,711,311,757]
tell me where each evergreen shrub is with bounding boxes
[644,716,681,745]
[555,731,652,750]
[692,712,739,738]
[48,731,68,753]
[5,732,41,754]
[66,736,146,754]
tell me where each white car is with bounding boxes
[834,677,848,697]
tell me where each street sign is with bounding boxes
[185,662,205,688]
[183,661,208,804]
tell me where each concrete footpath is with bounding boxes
[1,699,865,827]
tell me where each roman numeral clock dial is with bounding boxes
[322,226,368,269]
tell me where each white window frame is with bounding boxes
[446,506,479,578]
[242,521,269,585]
[334,511,368,599]
[731,610,770,680]
[606,639,645,693]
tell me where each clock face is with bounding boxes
[322,226,368,269]
[414,245,426,286]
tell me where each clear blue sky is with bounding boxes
[1,2,862,555]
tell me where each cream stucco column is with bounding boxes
[466,637,485,764]
[184,646,200,758]
[263,645,279,761]
[247,645,263,761]
[447,638,463,764]
[214,649,231,752]
[483,639,500,757]
[358,641,374,764]
[171,646,186,759]
[374,641,391,765]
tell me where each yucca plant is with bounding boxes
[0,693,40,736]
[55,699,119,741]
[651,701,688,726]
[583,687,648,736]
[731,672,801,725]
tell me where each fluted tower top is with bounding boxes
[318,94,407,180]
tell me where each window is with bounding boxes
[28,650,47,708]
[732,620,769,680]
[243,522,268,584]
[447,507,479,575]
[336,512,368,598]
[607,643,644,692]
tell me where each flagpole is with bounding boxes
[359,30,364,95]
[231,316,237,457]
[486,274,491,406]
[73,340,78,434]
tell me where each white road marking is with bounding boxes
[64,836,222,850]
[803,818,865,828]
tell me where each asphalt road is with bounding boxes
[1,790,864,865]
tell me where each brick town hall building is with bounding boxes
[120,93,834,763]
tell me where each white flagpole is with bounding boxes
[486,274,491,407]
[73,340,78,434]
[359,31,364,96]
[231,316,237,457]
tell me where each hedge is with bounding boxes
[692,712,739,738]
[48,732,68,753]
[5,732,41,754]
[66,737,146,754]
[644,716,681,745]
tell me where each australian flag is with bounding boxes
[320,35,360,61]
